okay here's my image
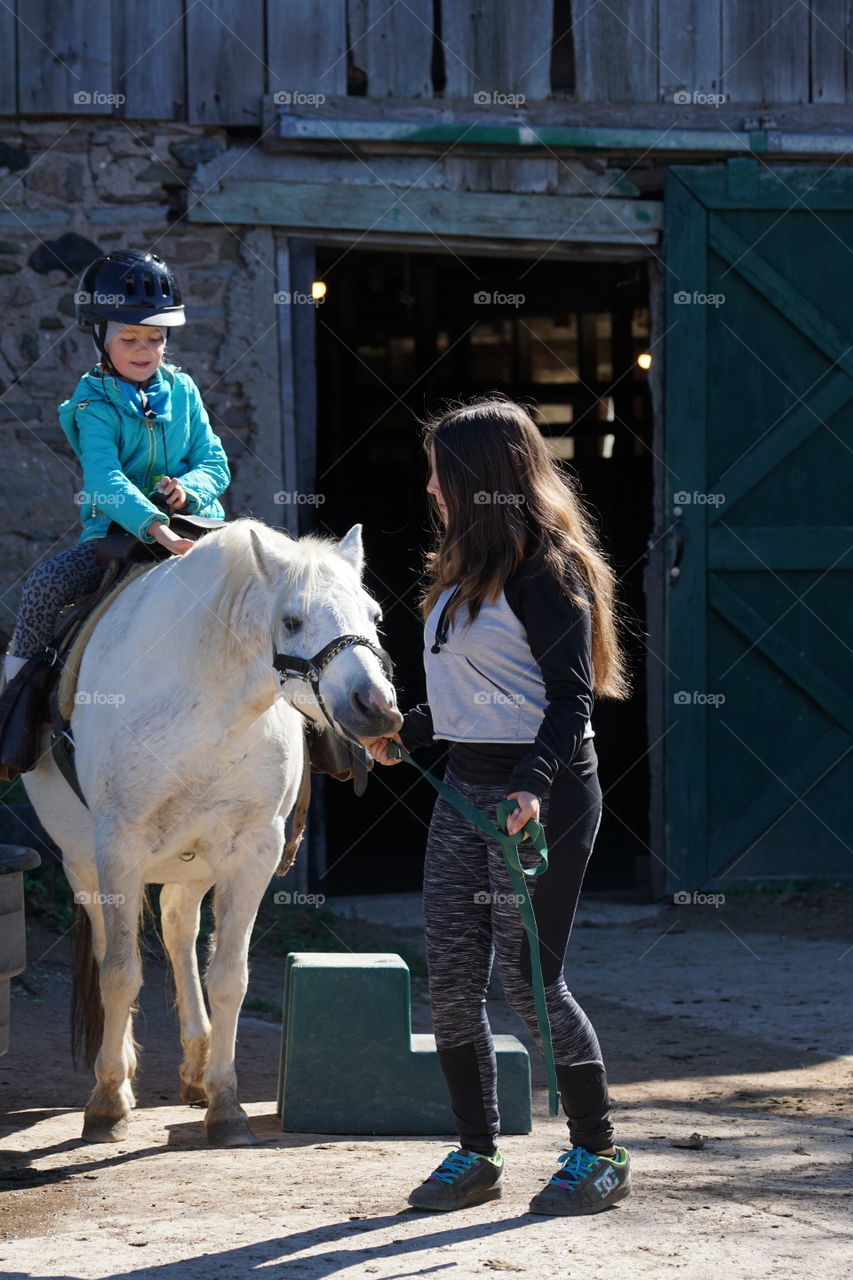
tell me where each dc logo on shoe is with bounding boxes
[594,1167,620,1196]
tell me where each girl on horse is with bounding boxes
[368,396,632,1216]
[3,249,229,691]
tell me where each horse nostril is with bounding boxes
[351,688,371,717]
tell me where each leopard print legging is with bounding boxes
[9,542,104,658]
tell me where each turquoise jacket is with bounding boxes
[58,363,230,542]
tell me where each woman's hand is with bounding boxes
[149,520,195,556]
[505,790,540,836]
[362,732,403,765]
[158,476,188,510]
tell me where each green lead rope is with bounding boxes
[388,740,560,1118]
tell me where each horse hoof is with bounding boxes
[82,1115,129,1143]
[206,1117,257,1147]
[181,1082,207,1106]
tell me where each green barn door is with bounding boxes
[664,160,853,892]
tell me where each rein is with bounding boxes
[388,740,559,1118]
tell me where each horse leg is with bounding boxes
[203,857,274,1147]
[160,880,213,1105]
[82,868,143,1143]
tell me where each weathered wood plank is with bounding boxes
[0,1,17,114]
[114,0,185,119]
[810,0,853,103]
[18,0,112,115]
[442,0,553,101]
[573,0,658,102]
[658,0,722,103]
[361,0,432,98]
[188,179,662,244]
[267,0,347,101]
[721,0,810,104]
[187,0,265,125]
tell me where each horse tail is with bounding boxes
[70,905,104,1069]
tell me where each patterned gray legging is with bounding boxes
[423,740,614,1154]
[10,542,104,658]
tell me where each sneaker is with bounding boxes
[528,1146,631,1216]
[407,1147,504,1211]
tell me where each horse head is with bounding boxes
[250,522,402,742]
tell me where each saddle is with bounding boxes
[0,498,226,788]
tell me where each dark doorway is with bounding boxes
[310,249,653,896]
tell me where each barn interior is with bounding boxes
[310,248,654,895]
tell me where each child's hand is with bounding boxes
[149,520,195,556]
[158,476,188,510]
[362,733,402,765]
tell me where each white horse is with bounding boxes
[23,519,401,1146]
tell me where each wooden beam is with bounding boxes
[17,0,112,115]
[267,0,347,100]
[187,179,662,245]
[187,0,264,125]
[442,0,553,102]
[114,0,185,119]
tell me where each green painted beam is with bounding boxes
[275,114,761,153]
[188,180,662,244]
[709,526,853,570]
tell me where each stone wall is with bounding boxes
[0,121,282,650]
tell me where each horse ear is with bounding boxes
[338,524,364,577]
[249,526,279,589]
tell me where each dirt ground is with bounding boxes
[1,890,851,1280]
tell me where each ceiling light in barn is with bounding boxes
[312,281,327,301]
[637,352,652,370]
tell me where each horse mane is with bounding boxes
[190,519,355,662]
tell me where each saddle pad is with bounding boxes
[57,564,153,721]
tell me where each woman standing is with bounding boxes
[368,397,632,1216]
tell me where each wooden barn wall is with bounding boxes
[1,1,851,122]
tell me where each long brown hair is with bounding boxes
[421,396,629,699]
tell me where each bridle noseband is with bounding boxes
[272,633,393,743]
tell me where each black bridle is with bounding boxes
[272,633,393,743]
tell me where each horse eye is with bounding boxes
[282,615,302,634]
